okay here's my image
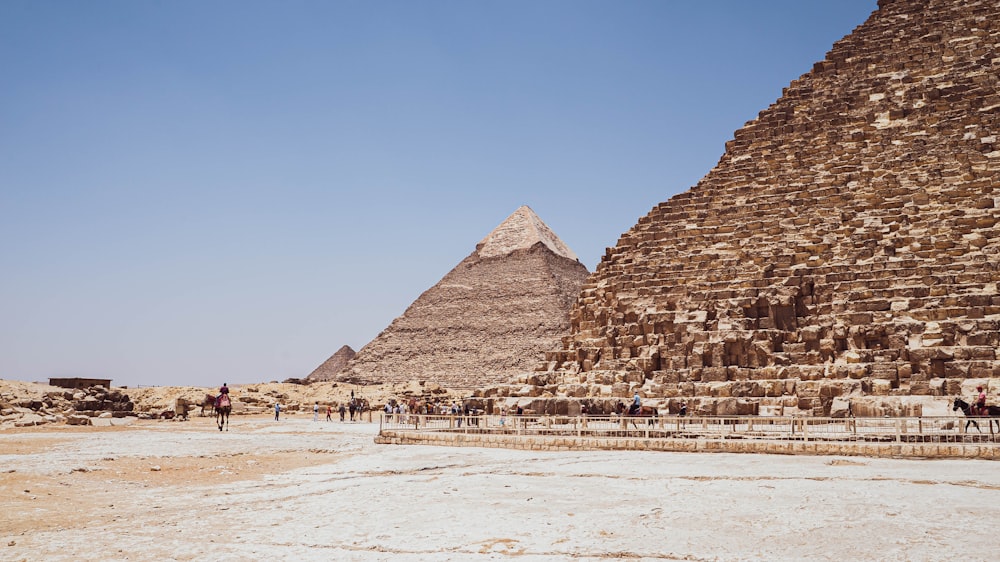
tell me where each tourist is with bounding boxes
[976,385,987,415]
[219,382,229,395]
[326,404,332,422]
[339,402,346,421]
[274,402,281,421]
[313,402,319,421]
[679,402,688,417]
[630,392,641,415]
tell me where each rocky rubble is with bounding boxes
[0,379,466,429]
[0,382,135,428]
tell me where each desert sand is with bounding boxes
[3,412,1000,562]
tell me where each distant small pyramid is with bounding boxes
[306,345,356,382]
[338,206,589,389]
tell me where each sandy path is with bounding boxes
[2,415,999,561]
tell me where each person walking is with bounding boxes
[274,402,281,421]
[313,402,319,422]
[326,404,332,422]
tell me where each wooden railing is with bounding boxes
[379,413,1000,444]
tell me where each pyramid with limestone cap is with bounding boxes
[476,206,579,261]
[336,207,589,389]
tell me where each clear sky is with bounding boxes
[1,0,878,387]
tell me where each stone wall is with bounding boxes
[534,0,1000,416]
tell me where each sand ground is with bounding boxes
[2,414,1000,562]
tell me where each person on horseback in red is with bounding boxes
[976,385,987,416]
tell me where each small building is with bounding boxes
[48,377,112,390]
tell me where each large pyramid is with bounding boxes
[338,206,589,389]
[536,0,1000,417]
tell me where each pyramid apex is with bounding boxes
[476,206,579,261]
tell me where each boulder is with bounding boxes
[66,414,92,426]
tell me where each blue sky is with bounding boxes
[0,0,878,387]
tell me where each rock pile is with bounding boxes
[518,0,1000,417]
[1,384,136,428]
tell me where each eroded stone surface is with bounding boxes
[529,0,1000,416]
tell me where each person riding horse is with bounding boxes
[629,392,641,416]
[976,385,987,416]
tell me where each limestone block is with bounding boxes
[870,380,892,396]
[14,413,45,427]
[624,371,645,384]
[829,397,852,418]
[847,365,869,379]
[66,414,91,426]
[710,383,733,398]
[606,382,627,397]
[654,371,680,385]
[872,364,899,382]
[960,379,990,397]
[702,367,728,382]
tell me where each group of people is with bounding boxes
[272,397,367,422]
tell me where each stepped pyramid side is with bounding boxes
[536,0,1000,417]
[339,207,589,389]
[306,345,356,382]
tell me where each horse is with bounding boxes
[616,401,657,429]
[952,397,1000,433]
[215,393,231,431]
